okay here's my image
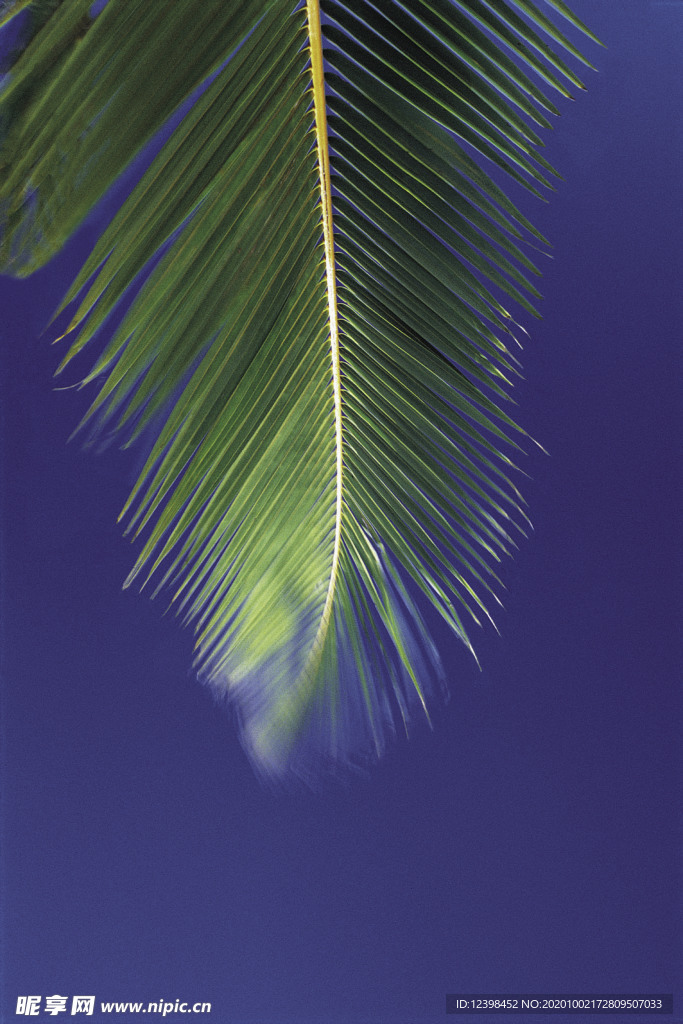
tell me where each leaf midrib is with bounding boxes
[304,0,343,675]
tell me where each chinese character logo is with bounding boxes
[45,995,68,1015]
[16,996,41,1016]
[16,994,96,1016]
[71,997,95,1016]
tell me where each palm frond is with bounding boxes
[0,0,599,779]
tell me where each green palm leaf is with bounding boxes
[0,0,599,778]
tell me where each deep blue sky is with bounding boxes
[1,3,680,1023]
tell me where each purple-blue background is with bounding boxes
[1,3,680,1022]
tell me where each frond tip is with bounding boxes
[0,0,599,780]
